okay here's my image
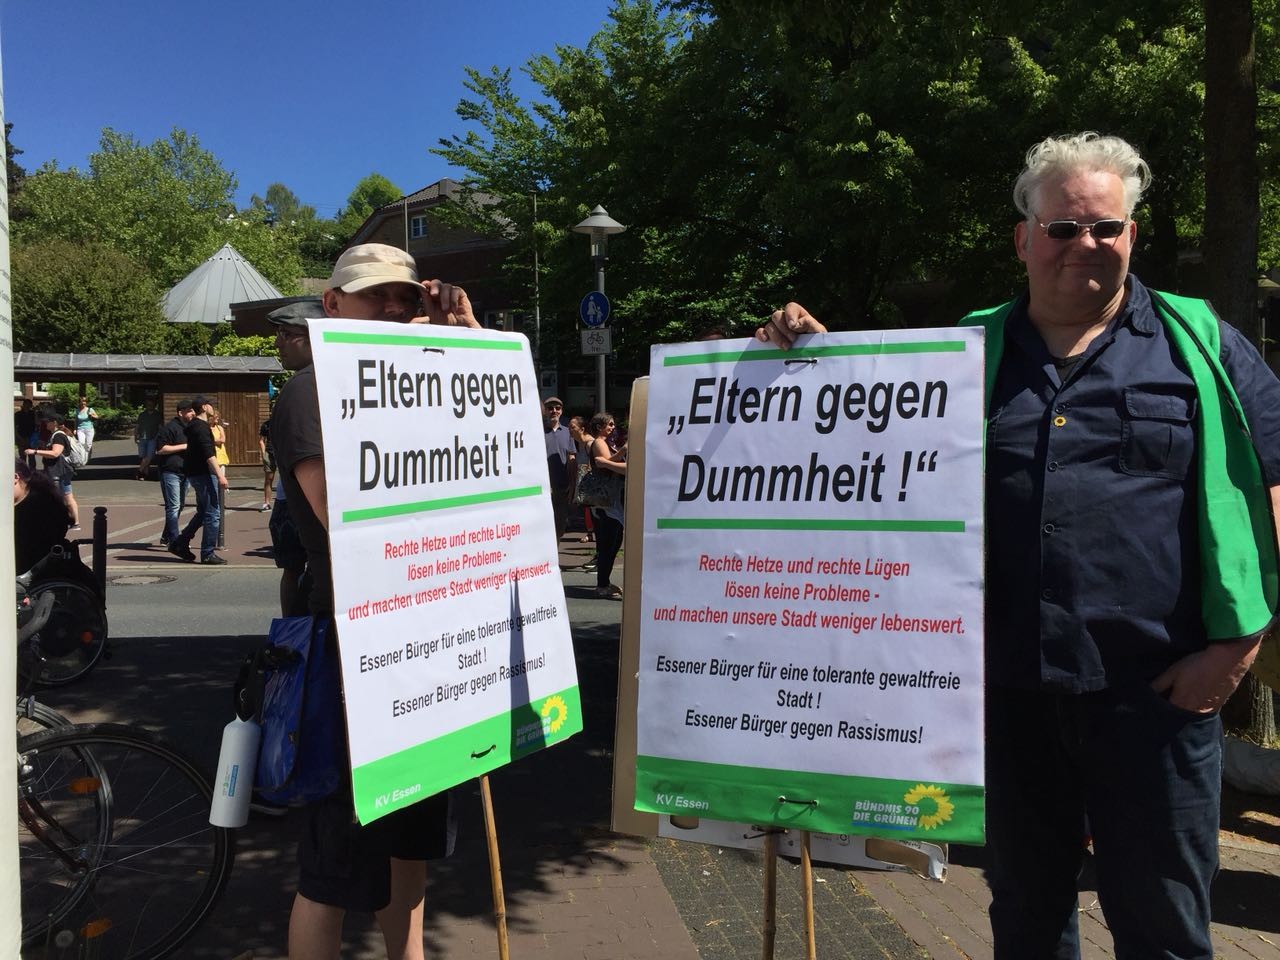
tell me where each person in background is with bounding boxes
[24,405,80,531]
[168,396,227,565]
[260,412,276,513]
[210,407,232,544]
[134,396,162,480]
[210,407,230,471]
[567,415,596,560]
[154,399,195,547]
[74,396,98,457]
[15,398,36,466]
[587,411,626,599]
[262,303,319,618]
[542,397,576,547]
[14,458,71,574]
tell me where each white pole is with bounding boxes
[595,256,607,414]
[0,26,23,953]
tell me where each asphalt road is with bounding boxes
[28,521,644,959]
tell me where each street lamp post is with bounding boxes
[572,205,625,414]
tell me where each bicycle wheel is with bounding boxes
[25,579,108,687]
[15,697,70,738]
[18,723,234,960]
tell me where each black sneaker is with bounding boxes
[159,537,170,548]
[200,553,228,565]
[168,540,195,563]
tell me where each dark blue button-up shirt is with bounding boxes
[986,278,1280,692]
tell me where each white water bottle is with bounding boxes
[209,716,261,828]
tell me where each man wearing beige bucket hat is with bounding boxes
[321,241,476,326]
[274,244,477,959]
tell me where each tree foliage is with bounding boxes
[435,0,1278,373]
[13,128,306,294]
[336,172,403,242]
[12,240,168,353]
[15,128,234,287]
[6,121,26,202]
[250,182,316,226]
[213,332,278,358]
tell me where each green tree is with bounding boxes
[244,181,335,278]
[247,180,342,276]
[438,0,1277,378]
[12,240,168,353]
[296,218,344,279]
[1203,0,1276,744]
[6,121,26,202]
[13,127,306,293]
[250,182,316,227]
[335,173,403,242]
[212,208,304,295]
[213,331,291,391]
[435,1,702,369]
[159,321,213,356]
[213,332,277,358]
[15,128,234,287]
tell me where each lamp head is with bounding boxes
[572,205,626,259]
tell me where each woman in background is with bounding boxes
[210,408,230,471]
[568,416,596,547]
[14,458,71,574]
[588,412,626,599]
[24,405,80,531]
[74,396,98,457]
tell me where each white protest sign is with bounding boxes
[309,319,580,824]
[636,330,985,841]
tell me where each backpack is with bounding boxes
[234,616,343,804]
[58,431,89,470]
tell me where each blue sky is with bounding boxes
[0,0,616,214]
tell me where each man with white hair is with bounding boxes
[272,243,478,960]
[762,133,1280,959]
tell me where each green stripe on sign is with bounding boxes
[663,340,967,366]
[655,517,964,533]
[635,754,985,843]
[352,685,582,824]
[321,331,523,350]
[342,485,543,523]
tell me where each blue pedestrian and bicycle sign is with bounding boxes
[580,291,610,328]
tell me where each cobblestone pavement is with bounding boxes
[651,836,928,959]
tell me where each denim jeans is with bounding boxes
[179,473,220,560]
[985,684,1220,960]
[159,470,188,543]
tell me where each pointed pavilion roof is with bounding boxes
[162,243,285,325]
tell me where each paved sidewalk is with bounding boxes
[67,442,277,569]
[855,834,1280,960]
[52,441,1280,958]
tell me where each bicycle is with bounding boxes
[15,591,70,738]
[16,697,69,737]
[17,542,109,687]
[16,585,235,959]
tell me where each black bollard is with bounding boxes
[93,506,108,595]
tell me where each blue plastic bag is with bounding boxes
[254,616,344,803]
